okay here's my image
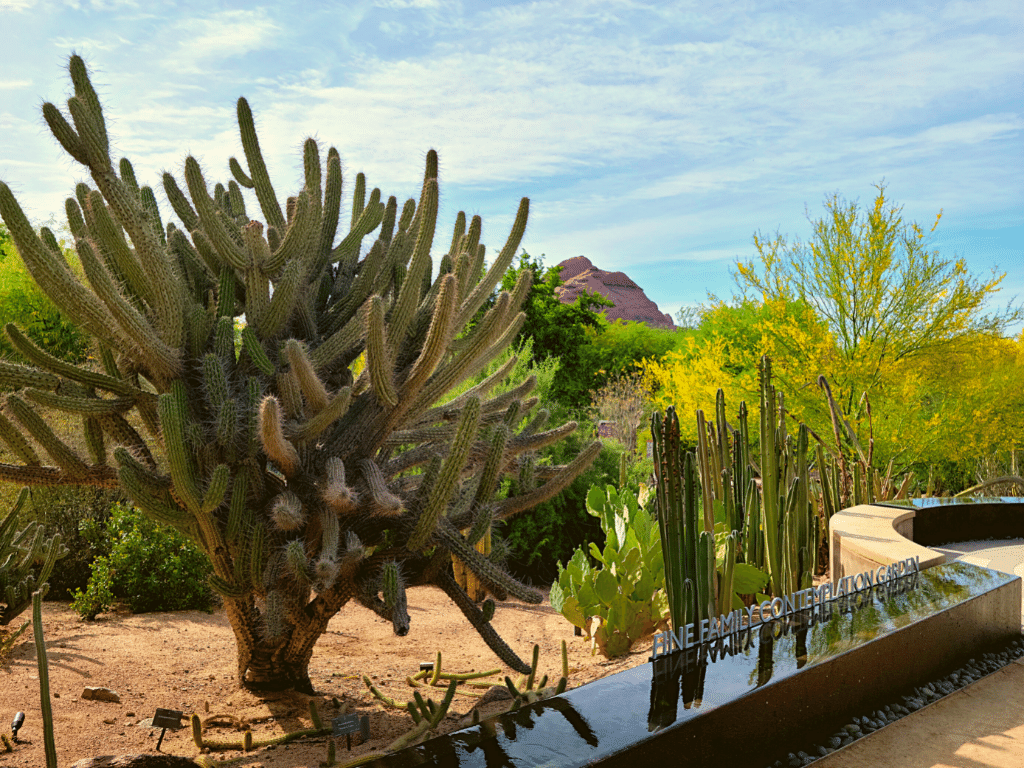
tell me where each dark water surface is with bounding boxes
[365,562,1016,767]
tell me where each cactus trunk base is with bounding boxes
[223,596,338,694]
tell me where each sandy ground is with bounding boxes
[0,588,650,767]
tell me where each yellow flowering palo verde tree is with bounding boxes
[732,181,1022,421]
[0,56,600,692]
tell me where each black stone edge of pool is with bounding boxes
[361,562,1021,768]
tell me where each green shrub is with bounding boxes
[22,486,121,599]
[72,504,214,619]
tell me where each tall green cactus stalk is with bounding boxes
[33,590,58,768]
[0,55,600,691]
[651,407,710,632]
[757,356,815,596]
[1,488,67,627]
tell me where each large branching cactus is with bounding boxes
[0,55,600,692]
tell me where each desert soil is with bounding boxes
[0,588,650,767]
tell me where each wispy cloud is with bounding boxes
[163,9,280,73]
[0,0,1019,317]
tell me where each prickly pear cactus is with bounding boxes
[0,55,600,691]
[550,484,668,658]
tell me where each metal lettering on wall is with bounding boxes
[651,556,921,660]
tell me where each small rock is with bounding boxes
[82,687,121,703]
[126,711,135,718]
[103,717,116,725]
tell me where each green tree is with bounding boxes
[500,252,613,408]
[733,181,1022,416]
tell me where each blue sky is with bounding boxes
[1,0,1021,329]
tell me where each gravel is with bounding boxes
[764,636,1024,767]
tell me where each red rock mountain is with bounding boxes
[554,256,675,329]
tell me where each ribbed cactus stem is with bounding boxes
[32,591,58,768]
[258,396,300,477]
[381,560,410,636]
[271,492,306,531]
[6,395,88,478]
[408,397,480,551]
[321,457,358,514]
[285,339,330,413]
[284,539,310,583]
[359,459,403,516]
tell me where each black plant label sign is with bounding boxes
[332,714,370,749]
[152,709,183,729]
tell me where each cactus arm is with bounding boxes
[366,295,398,408]
[389,176,439,346]
[31,592,58,768]
[41,101,90,165]
[84,415,108,462]
[434,569,530,674]
[266,189,316,274]
[0,412,42,466]
[0,186,122,351]
[315,147,342,268]
[490,439,602,521]
[233,97,286,231]
[329,191,384,272]
[456,197,529,328]
[23,389,133,417]
[184,156,248,271]
[401,273,458,401]
[0,463,119,488]
[4,324,138,396]
[284,340,330,414]
[258,256,306,338]
[158,380,203,512]
[435,519,541,603]
[4,396,88,478]
[310,296,371,373]
[86,189,154,307]
[407,397,480,551]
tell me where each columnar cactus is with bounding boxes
[0,488,67,627]
[0,55,600,691]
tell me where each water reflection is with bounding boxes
[366,563,1015,768]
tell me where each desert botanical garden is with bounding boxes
[2,56,1023,768]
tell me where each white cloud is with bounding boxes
[0,79,31,89]
[164,9,279,72]
[0,0,36,10]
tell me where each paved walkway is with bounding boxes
[817,540,1024,768]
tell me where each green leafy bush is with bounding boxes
[72,504,214,619]
[549,484,668,657]
[22,486,121,599]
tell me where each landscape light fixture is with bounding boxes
[11,711,24,741]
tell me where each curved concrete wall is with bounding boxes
[830,501,1024,581]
